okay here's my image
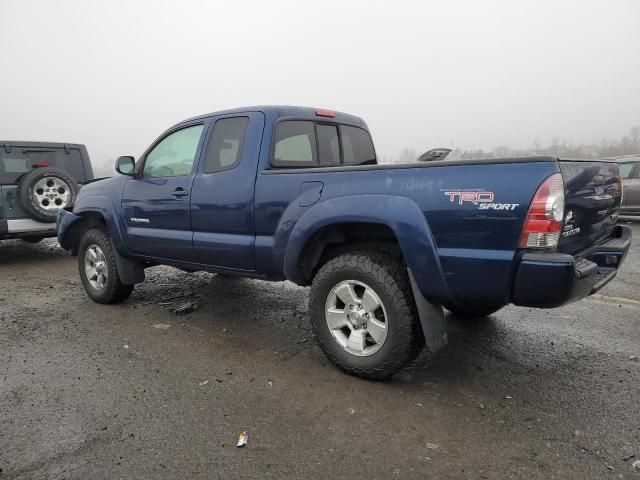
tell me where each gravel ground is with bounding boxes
[1,223,639,479]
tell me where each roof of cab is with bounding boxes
[0,141,87,149]
[180,105,366,127]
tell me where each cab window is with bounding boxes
[341,125,376,166]
[272,121,317,166]
[203,117,249,173]
[143,125,204,178]
[317,124,340,166]
[270,120,376,168]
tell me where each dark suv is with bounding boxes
[0,141,93,242]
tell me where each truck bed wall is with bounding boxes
[255,160,559,306]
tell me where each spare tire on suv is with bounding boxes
[17,167,79,223]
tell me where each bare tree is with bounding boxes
[397,148,416,164]
[393,125,640,164]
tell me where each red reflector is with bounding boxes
[33,161,50,167]
[315,109,335,118]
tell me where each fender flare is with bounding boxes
[282,194,453,304]
[59,198,144,285]
[73,195,129,257]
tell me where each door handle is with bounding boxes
[171,188,189,198]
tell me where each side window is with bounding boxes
[618,162,635,179]
[203,117,249,173]
[143,125,204,178]
[317,124,340,166]
[272,121,316,166]
[340,125,376,165]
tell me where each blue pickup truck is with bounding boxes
[57,106,631,379]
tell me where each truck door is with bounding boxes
[121,122,206,261]
[190,112,264,270]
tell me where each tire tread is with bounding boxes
[309,251,424,380]
[78,228,133,304]
[17,167,79,223]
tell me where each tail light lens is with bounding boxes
[519,173,565,249]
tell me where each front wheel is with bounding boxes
[78,228,134,304]
[309,251,427,380]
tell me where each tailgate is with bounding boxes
[557,160,622,254]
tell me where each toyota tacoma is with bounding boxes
[57,106,631,379]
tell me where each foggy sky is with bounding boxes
[1,0,639,174]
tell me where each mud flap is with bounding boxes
[408,269,448,353]
[110,239,145,285]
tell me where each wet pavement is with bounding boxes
[1,223,639,479]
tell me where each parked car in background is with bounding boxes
[613,156,640,216]
[57,106,630,379]
[0,141,93,242]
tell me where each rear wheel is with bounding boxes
[309,251,426,380]
[444,304,503,318]
[78,228,133,304]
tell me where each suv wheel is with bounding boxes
[78,228,134,304]
[17,167,79,223]
[309,251,426,380]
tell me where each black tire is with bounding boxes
[309,251,427,380]
[444,304,503,318]
[17,167,79,223]
[78,228,134,304]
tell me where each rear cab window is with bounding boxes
[316,124,340,166]
[341,125,376,166]
[271,120,375,168]
[1,158,30,173]
[272,121,317,167]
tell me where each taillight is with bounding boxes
[519,173,565,249]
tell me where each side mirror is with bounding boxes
[115,156,135,175]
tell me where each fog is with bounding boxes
[1,0,639,175]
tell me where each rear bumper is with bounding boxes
[511,225,632,308]
[0,218,57,239]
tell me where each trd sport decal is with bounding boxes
[443,190,520,211]
[444,191,494,204]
